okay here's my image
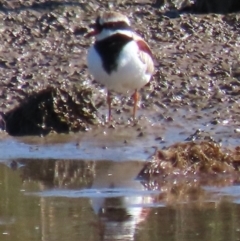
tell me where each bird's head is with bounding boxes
[86,11,132,41]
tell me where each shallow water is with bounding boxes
[0,157,240,241]
[1,105,239,161]
[1,106,240,241]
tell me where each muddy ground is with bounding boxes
[1,0,240,175]
[0,0,239,134]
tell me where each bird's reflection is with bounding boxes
[90,161,153,241]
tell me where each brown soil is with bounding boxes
[0,0,240,135]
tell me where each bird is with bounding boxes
[86,11,154,121]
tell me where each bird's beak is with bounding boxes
[85,29,98,37]
[85,23,99,38]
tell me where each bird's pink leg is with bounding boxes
[133,89,139,120]
[107,90,112,122]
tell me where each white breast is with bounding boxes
[87,41,151,94]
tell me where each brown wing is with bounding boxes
[133,34,154,75]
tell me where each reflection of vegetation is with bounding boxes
[141,174,235,206]
[19,159,95,188]
[0,163,98,241]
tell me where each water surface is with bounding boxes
[0,158,240,241]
